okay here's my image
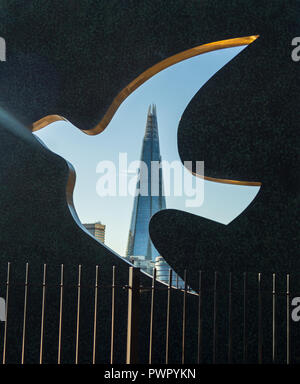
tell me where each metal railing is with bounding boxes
[0,263,299,364]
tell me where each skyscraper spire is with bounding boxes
[152,103,157,117]
[145,104,158,139]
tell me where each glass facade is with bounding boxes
[126,105,166,261]
[154,256,185,289]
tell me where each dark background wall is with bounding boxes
[0,0,299,363]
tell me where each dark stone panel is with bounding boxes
[0,0,298,363]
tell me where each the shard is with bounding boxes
[126,104,166,261]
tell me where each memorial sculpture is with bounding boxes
[0,0,298,363]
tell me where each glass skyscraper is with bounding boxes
[126,104,166,261]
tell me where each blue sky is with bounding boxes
[34,46,260,256]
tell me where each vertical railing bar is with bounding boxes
[39,264,47,364]
[21,262,29,364]
[213,271,218,364]
[165,269,172,364]
[92,265,99,364]
[243,272,247,363]
[181,270,187,364]
[110,266,116,364]
[126,267,140,364]
[57,264,64,364]
[272,273,276,364]
[197,271,202,364]
[258,272,262,364]
[2,262,10,365]
[149,268,156,364]
[228,272,232,363]
[286,274,290,365]
[75,264,82,364]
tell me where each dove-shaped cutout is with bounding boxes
[33,36,260,255]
